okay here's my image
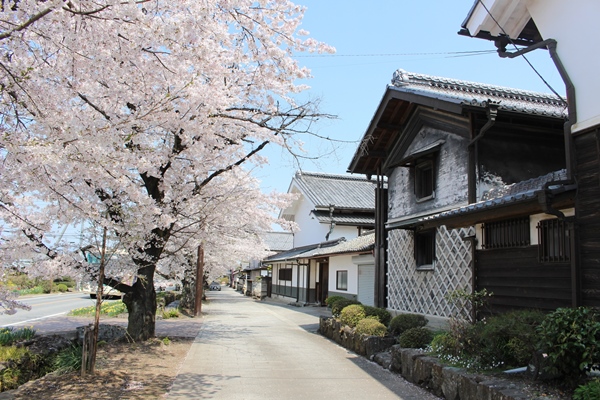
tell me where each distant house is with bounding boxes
[263,238,344,304]
[310,232,376,306]
[264,171,380,305]
[241,231,293,296]
[280,171,379,247]
[459,0,600,309]
[349,69,572,322]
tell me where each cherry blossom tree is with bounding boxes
[0,1,333,340]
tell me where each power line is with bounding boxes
[296,50,497,58]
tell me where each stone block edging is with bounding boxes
[318,316,534,400]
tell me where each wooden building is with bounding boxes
[348,69,573,321]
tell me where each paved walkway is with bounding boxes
[167,287,440,400]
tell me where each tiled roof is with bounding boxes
[391,69,567,118]
[311,232,375,257]
[429,170,570,221]
[261,231,293,252]
[263,238,345,263]
[311,210,375,226]
[292,171,383,211]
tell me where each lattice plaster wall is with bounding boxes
[387,225,475,318]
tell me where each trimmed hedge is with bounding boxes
[398,327,433,348]
[340,304,366,328]
[355,318,387,337]
[389,313,428,336]
[363,306,391,327]
[331,298,361,317]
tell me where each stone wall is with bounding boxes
[319,317,535,400]
[318,317,396,359]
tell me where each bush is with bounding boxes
[363,306,391,327]
[389,313,428,336]
[398,327,433,349]
[574,379,600,400]
[477,309,546,367]
[537,307,600,385]
[325,296,345,308]
[56,284,68,293]
[162,309,180,319]
[0,327,36,346]
[340,304,366,328]
[53,345,82,374]
[355,318,387,337]
[331,298,361,317]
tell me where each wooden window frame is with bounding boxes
[415,229,436,270]
[415,159,435,201]
[336,270,348,291]
[279,267,293,281]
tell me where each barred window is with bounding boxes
[537,218,572,262]
[482,217,530,249]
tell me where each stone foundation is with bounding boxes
[319,316,537,400]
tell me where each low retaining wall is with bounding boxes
[319,317,534,400]
[318,316,396,359]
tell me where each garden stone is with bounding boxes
[373,351,392,369]
[390,345,403,373]
[441,366,463,400]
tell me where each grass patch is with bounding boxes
[0,327,36,346]
[53,345,82,374]
[68,301,127,317]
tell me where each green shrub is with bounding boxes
[398,327,433,348]
[0,327,36,346]
[363,306,391,327]
[53,345,82,374]
[17,286,44,295]
[430,331,460,357]
[574,379,600,400]
[389,313,428,336]
[162,309,180,319]
[340,304,366,328]
[325,296,345,308]
[56,283,68,293]
[537,307,600,385]
[331,298,361,317]
[355,318,387,337]
[477,309,546,367]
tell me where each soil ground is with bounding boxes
[0,315,201,399]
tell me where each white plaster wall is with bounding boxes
[328,254,358,296]
[388,127,469,219]
[293,195,361,247]
[527,0,600,133]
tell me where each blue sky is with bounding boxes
[255,0,565,195]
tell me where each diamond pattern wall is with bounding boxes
[387,226,475,318]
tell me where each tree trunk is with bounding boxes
[123,265,157,341]
[180,258,196,311]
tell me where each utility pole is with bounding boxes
[194,242,204,316]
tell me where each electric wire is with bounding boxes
[296,49,497,58]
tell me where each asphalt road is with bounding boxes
[0,292,113,328]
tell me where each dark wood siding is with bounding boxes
[574,130,600,307]
[476,246,571,313]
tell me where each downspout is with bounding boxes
[468,102,499,204]
[498,38,579,306]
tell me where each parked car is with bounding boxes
[84,284,124,300]
[209,281,221,291]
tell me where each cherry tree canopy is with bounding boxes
[0,0,333,338]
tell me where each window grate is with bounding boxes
[482,217,530,249]
[537,218,571,262]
